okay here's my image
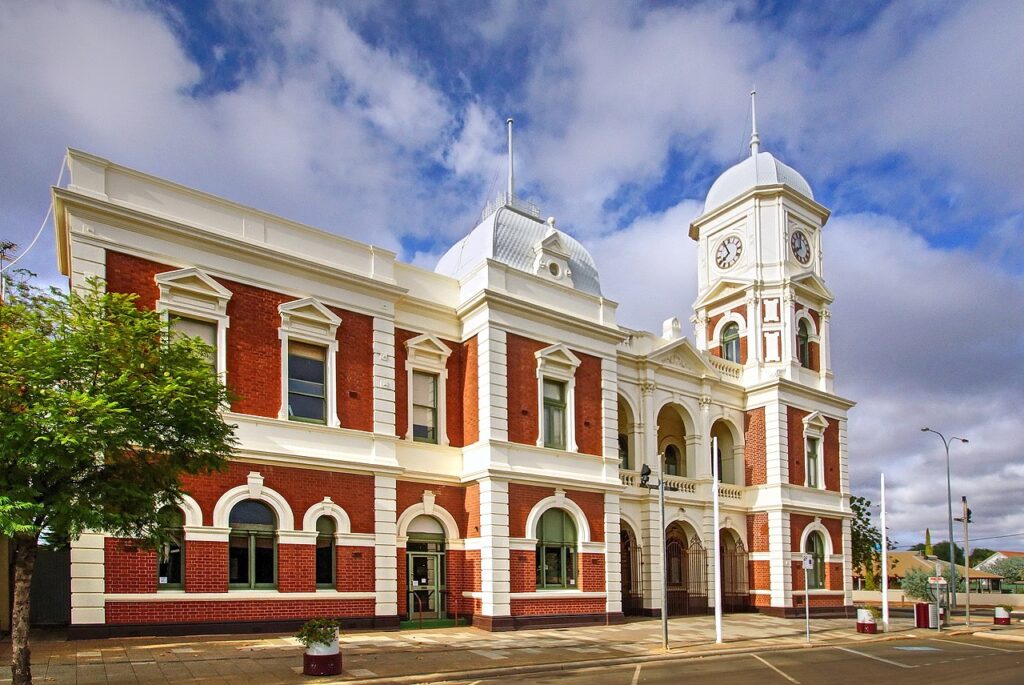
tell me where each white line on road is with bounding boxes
[630,664,642,685]
[750,654,799,684]
[833,646,915,669]
[929,638,1017,653]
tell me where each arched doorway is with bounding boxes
[406,515,446,620]
[719,529,750,613]
[620,523,644,616]
[665,522,708,616]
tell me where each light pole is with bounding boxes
[640,460,668,651]
[921,427,968,622]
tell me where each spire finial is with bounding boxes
[749,89,760,157]
[506,117,515,203]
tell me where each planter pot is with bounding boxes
[994,607,1011,626]
[303,639,341,676]
[856,609,877,634]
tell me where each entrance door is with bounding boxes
[407,553,443,620]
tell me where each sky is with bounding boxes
[1,0,1022,553]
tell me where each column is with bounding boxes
[477,327,508,442]
[70,533,105,626]
[372,317,396,435]
[695,396,713,481]
[601,358,619,460]
[478,479,510,619]
[768,509,791,608]
[374,475,398,618]
[819,308,834,392]
[604,493,622,616]
[640,498,662,614]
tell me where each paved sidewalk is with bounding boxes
[2,614,1020,684]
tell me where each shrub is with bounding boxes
[296,618,340,648]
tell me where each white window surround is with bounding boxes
[278,298,341,428]
[210,471,310,544]
[710,311,746,346]
[524,489,592,549]
[794,310,819,338]
[535,343,581,451]
[802,411,829,489]
[403,333,452,446]
[155,267,232,378]
[300,496,373,548]
[395,490,461,545]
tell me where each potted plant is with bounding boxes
[994,605,1013,626]
[296,618,342,676]
[855,605,878,634]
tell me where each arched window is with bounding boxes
[157,506,184,590]
[229,500,276,589]
[797,319,811,369]
[618,433,630,470]
[805,531,826,589]
[664,445,680,476]
[721,323,740,363]
[315,516,336,589]
[536,509,577,589]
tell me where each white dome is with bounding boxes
[435,206,602,296]
[704,151,813,213]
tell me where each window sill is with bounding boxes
[509,590,607,600]
[105,591,377,602]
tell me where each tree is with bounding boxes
[0,278,236,685]
[969,547,995,567]
[901,568,937,602]
[850,495,882,588]
[931,540,965,566]
[925,528,933,556]
[988,557,1024,583]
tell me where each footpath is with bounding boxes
[2,613,1022,685]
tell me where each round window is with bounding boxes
[548,262,561,278]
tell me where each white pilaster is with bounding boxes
[768,509,791,607]
[70,533,105,625]
[477,328,508,442]
[604,493,622,614]
[374,475,398,617]
[478,479,510,617]
[69,237,106,293]
[640,498,662,612]
[601,357,619,459]
[764,403,789,486]
[372,317,396,435]
[842,517,853,604]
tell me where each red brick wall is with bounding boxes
[462,337,479,445]
[181,460,375,532]
[580,553,605,592]
[750,560,771,591]
[465,483,480,538]
[791,591,844,607]
[744,407,766,486]
[444,336,465,447]
[397,548,407,616]
[787,406,808,486]
[506,334,544,446]
[331,305,374,431]
[277,544,316,593]
[393,328,416,439]
[105,251,165,309]
[337,546,374,592]
[510,597,605,616]
[574,351,603,456]
[223,279,290,417]
[445,549,474,616]
[824,417,841,491]
[790,514,843,553]
[395,481,468,539]
[105,599,375,624]
[752,593,772,607]
[185,541,228,593]
[507,484,604,542]
[747,513,769,553]
[510,549,536,593]
[105,539,157,594]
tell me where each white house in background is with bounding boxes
[976,550,1024,571]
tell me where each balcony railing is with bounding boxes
[707,355,743,379]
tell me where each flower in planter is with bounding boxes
[296,618,341,649]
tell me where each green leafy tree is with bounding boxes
[969,547,995,567]
[901,568,937,602]
[850,495,882,589]
[925,528,933,556]
[931,540,965,566]
[988,557,1024,583]
[0,279,236,685]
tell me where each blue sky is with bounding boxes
[1,0,1022,551]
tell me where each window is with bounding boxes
[618,433,630,469]
[412,371,439,443]
[664,444,680,476]
[288,341,327,423]
[228,500,276,589]
[169,315,218,374]
[797,319,811,369]
[157,506,184,590]
[806,437,821,488]
[805,531,826,589]
[315,516,335,589]
[721,323,740,363]
[535,508,577,589]
[715,444,724,482]
[542,379,567,450]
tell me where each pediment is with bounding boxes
[647,337,719,376]
[405,333,452,359]
[803,410,830,432]
[155,267,232,301]
[279,297,342,327]
[693,278,752,310]
[535,342,581,369]
[792,272,834,303]
[535,231,570,258]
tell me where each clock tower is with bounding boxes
[688,92,834,392]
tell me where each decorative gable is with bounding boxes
[802,411,829,435]
[535,342,581,375]
[648,337,720,377]
[693,278,752,310]
[278,298,341,342]
[532,219,573,286]
[405,333,452,372]
[792,273,835,303]
[155,267,232,316]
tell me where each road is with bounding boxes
[437,635,1024,685]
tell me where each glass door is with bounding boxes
[408,553,443,620]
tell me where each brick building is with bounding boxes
[53,119,853,637]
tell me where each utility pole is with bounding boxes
[955,497,972,626]
[639,459,668,651]
[0,240,17,303]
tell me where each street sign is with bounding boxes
[928,576,947,585]
[802,554,815,570]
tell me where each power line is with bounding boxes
[1,154,67,274]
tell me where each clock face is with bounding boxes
[715,236,743,269]
[790,230,812,264]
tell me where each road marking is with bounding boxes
[833,646,914,669]
[929,638,1016,653]
[630,664,642,685]
[750,654,799,684]
[469,650,508,660]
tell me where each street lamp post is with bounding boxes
[921,427,968,623]
[639,460,668,651]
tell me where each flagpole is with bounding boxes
[712,436,722,644]
[880,473,890,633]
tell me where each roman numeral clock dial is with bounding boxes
[715,236,743,269]
[790,230,812,265]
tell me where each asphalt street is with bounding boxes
[440,635,1024,685]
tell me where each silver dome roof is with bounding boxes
[704,151,813,213]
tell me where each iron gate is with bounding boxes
[620,529,644,616]
[720,541,750,613]
[666,535,708,616]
